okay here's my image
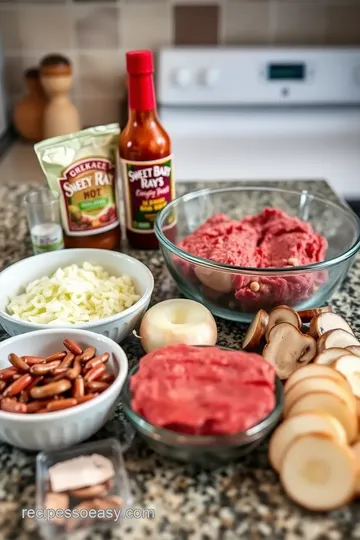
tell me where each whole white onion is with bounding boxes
[138,299,218,353]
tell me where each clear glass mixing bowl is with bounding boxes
[155,186,360,322]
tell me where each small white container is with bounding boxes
[0,248,154,342]
[0,328,128,451]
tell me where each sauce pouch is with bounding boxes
[34,124,120,238]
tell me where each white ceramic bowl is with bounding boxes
[0,328,128,451]
[0,248,154,342]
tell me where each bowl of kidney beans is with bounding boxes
[0,328,128,451]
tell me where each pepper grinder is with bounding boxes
[40,54,81,139]
[13,67,47,142]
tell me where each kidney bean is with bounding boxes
[22,356,46,366]
[0,368,17,381]
[72,376,84,398]
[86,381,110,393]
[27,376,43,390]
[76,393,98,404]
[45,351,66,363]
[30,379,71,400]
[43,372,67,384]
[63,339,82,356]
[99,372,115,384]
[26,400,48,413]
[0,381,6,393]
[8,354,30,373]
[84,363,107,383]
[27,397,57,414]
[46,398,78,412]
[55,352,75,372]
[69,483,108,500]
[66,356,82,380]
[35,408,49,414]
[19,390,29,403]
[1,398,27,413]
[83,353,109,374]
[30,360,61,376]
[80,347,96,362]
[3,374,34,397]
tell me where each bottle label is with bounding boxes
[58,157,119,237]
[121,155,175,232]
[31,223,64,254]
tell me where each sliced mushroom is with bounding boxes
[309,312,354,339]
[314,347,350,366]
[280,433,357,511]
[351,440,360,496]
[242,309,269,351]
[265,306,302,341]
[333,355,360,399]
[356,397,360,420]
[317,329,360,354]
[287,391,358,443]
[346,346,360,358]
[263,322,316,379]
[284,376,356,417]
[269,412,347,473]
[284,362,350,394]
[297,306,333,323]
[194,266,232,293]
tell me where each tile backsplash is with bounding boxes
[0,0,360,127]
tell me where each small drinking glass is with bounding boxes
[24,187,64,254]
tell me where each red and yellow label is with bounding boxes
[59,158,119,236]
[121,155,175,232]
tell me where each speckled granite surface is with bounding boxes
[0,180,360,540]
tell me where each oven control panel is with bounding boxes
[157,47,360,106]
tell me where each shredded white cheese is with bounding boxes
[6,262,141,325]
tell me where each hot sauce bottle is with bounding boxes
[119,50,175,249]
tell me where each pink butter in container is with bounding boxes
[35,438,133,538]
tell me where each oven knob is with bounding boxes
[200,68,220,87]
[172,68,191,88]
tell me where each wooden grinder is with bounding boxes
[13,68,47,142]
[40,54,80,139]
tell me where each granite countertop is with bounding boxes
[0,180,360,540]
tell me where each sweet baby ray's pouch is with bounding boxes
[34,124,120,238]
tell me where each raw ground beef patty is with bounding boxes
[130,344,276,435]
[178,208,328,310]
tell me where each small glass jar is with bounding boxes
[36,438,133,539]
[24,187,64,254]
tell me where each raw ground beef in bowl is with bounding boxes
[177,208,328,312]
[122,345,284,463]
[155,187,360,321]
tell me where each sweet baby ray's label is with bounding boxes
[59,157,119,235]
[121,156,175,232]
[34,123,120,237]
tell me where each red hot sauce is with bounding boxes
[119,50,175,249]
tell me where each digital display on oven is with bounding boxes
[267,63,306,81]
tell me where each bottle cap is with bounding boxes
[126,50,154,76]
